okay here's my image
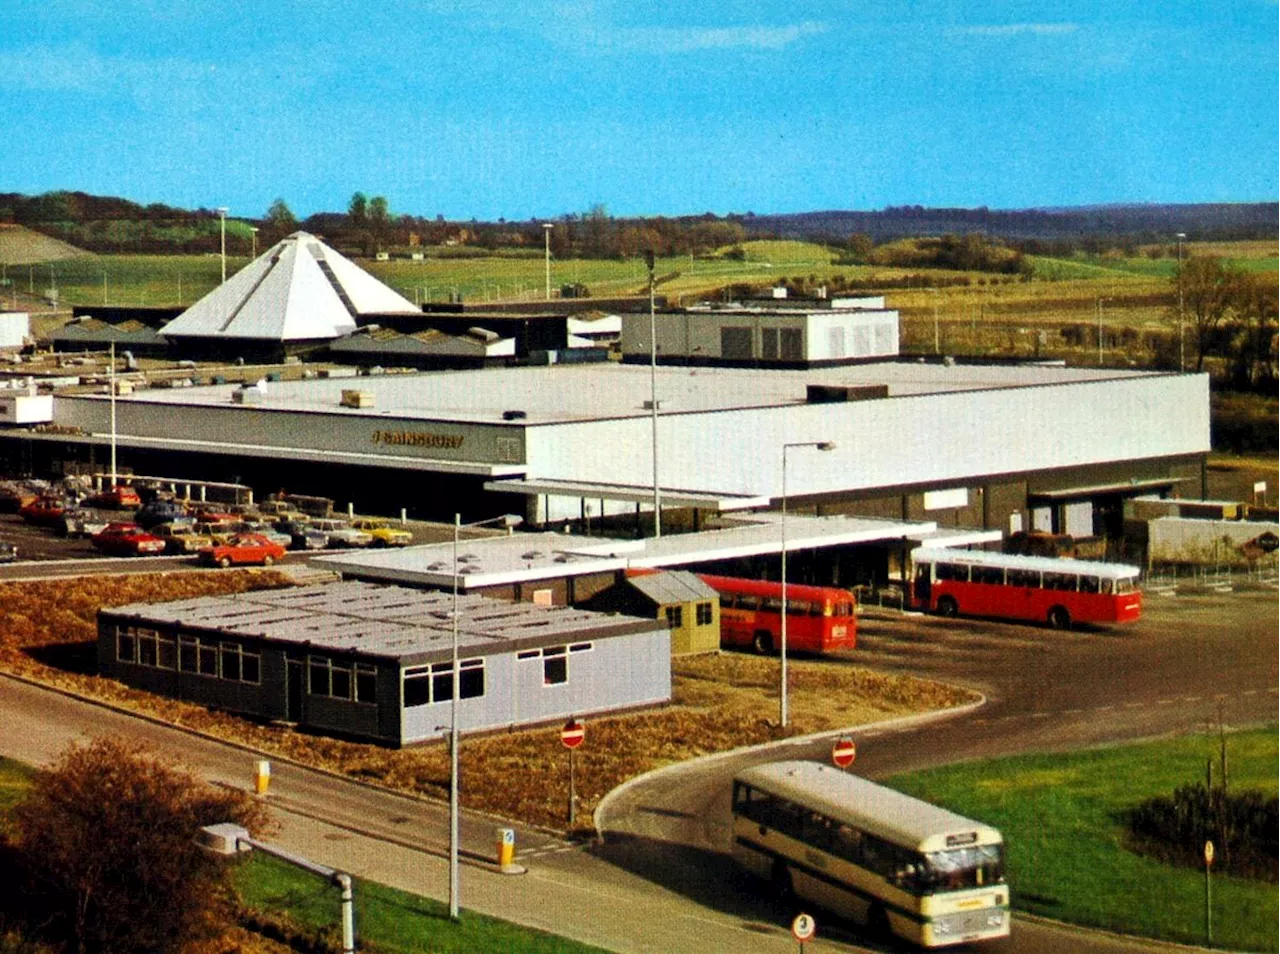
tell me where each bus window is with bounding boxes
[812,601,828,617]
[1113,578,1134,594]
[719,594,735,608]
[761,596,783,614]
[974,566,1004,585]
[924,845,1005,891]
[1044,572,1078,592]
[1079,575,1100,593]
[936,562,969,582]
[786,600,812,617]
[1007,569,1039,588]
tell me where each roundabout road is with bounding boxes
[595,588,1278,953]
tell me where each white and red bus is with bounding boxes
[697,574,857,654]
[910,547,1142,629]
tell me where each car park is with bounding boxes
[199,532,287,568]
[351,518,413,547]
[91,522,167,557]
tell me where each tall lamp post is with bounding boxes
[543,223,554,301]
[779,440,836,728]
[1176,232,1187,372]
[217,207,229,284]
[645,250,661,538]
[250,226,259,260]
[449,512,522,920]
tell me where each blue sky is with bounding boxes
[1,1,1276,220]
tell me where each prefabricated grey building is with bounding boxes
[97,581,671,746]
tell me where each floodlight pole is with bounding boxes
[218,207,229,284]
[647,249,661,538]
[779,441,835,729]
[109,341,117,486]
[449,512,461,920]
[1176,232,1186,372]
[543,224,553,301]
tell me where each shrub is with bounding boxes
[1127,783,1278,881]
[6,737,269,954]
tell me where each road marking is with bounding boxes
[1157,699,1175,705]
[1124,702,1144,709]
[1094,705,1114,712]
[1062,708,1083,715]
[1030,712,1051,719]
[1242,689,1259,696]
[1181,696,1202,703]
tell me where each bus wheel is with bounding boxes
[770,860,794,903]
[866,903,890,938]
[936,596,958,618]
[1048,606,1072,630]
[752,631,774,655]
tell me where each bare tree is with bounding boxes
[8,737,268,954]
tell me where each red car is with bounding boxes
[19,496,71,527]
[200,532,286,568]
[92,522,167,557]
[83,485,142,509]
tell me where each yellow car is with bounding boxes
[351,518,413,547]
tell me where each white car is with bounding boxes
[309,519,373,548]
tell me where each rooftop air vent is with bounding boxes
[340,389,374,409]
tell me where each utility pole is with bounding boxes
[646,250,660,538]
[1176,233,1186,372]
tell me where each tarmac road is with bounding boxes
[0,573,1275,953]
[595,587,1279,953]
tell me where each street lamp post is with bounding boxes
[646,250,661,538]
[250,226,259,260]
[543,224,554,301]
[929,288,940,355]
[217,207,229,284]
[448,512,522,920]
[1176,232,1187,372]
[779,440,836,729]
[1096,297,1109,365]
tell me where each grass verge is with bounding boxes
[888,729,1278,952]
[234,853,613,954]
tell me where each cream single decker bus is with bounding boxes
[732,760,1009,947]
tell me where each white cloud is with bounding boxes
[948,23,1079,39]
[610,20,830,53]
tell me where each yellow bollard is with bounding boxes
[254,759,271,796]
[496,828,515,870]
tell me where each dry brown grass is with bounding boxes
[0,573,975,831]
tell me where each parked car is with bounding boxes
[199,532,287,568]
[135,497,189,529]
[58,508,110,539]
[0,541,17,563]
[237,520,293,549]
[0,483,40,513]
[148,522,212,554]
[309,519,373,548]
[19,496,72,528]
[82,485,142,509]
[277,518,329,551]
[350,518,413,547]
[92,522,167,557]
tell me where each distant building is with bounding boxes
[97,581,671,746]
[621,297,899,367]
[581,570,721,654]
[160,231,422,361]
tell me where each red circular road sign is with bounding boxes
[561,719,585,749]
[831,737,857,768]
[791,913,816,942]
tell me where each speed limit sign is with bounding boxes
[791,912,816,942]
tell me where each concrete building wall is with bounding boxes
[524,373,1210,503]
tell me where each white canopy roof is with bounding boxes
[161,231,420,342]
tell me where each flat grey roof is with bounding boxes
[312,513,938,589]
[90,360,1165,427]
[102,581,662,664]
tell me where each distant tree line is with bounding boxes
[2,190,1275,267]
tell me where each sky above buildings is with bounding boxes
[2,1,1276,221]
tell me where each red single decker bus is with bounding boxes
[910,547,1142,629]
[697,574,857,654]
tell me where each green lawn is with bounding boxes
[888,729,1278,952]
[235,853,614,954]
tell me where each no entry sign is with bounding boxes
[831,737,857,769]
[561,719,585,749]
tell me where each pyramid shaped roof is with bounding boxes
[161,232,421,342]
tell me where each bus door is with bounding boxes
[913,563,932,608]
